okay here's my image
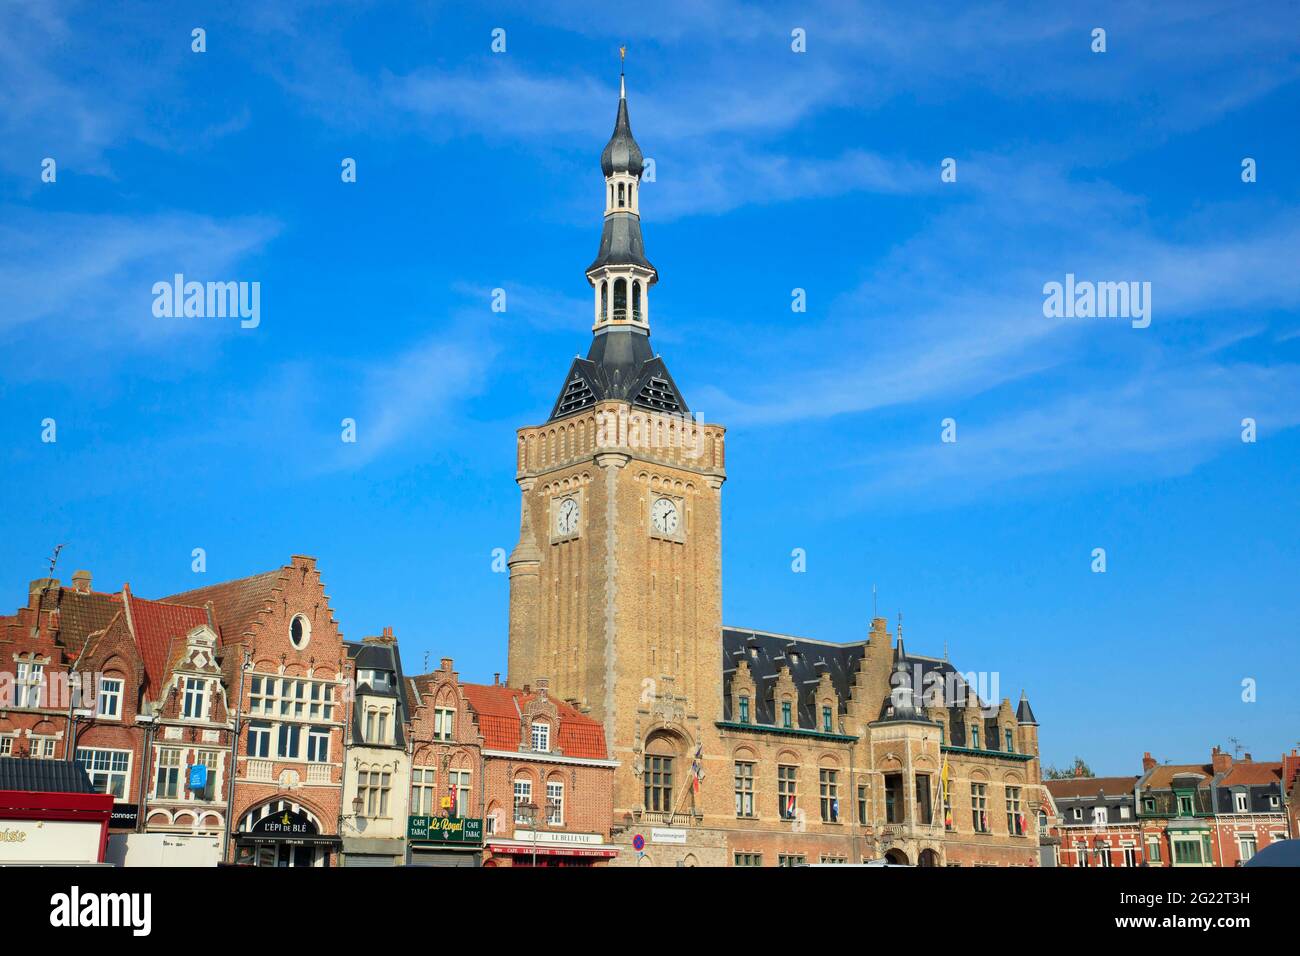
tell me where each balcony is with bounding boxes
[247,759,273,782]
[306,764,332,785]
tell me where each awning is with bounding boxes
[486,841,619,859]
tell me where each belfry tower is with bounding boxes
[506,64,727,821]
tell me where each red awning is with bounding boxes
[486,843,619,858]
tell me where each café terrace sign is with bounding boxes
[407,816,483,845]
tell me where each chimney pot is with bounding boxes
[493,673,500,686]
[1142,751,1157,772]
[72,570,92,593]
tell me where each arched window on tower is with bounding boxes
[632,281,642,322]
[613,278,627,321]
[618,183,625,207]
[600,280,609,321]
[609,184,614,208]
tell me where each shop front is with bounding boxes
[406,814,483,866]
[486,829,619,867]
[0,757,114,865]
[233,800,340,867]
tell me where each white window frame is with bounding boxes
[514,778,532,822]
[16,661,44,708]
[30,735,57,759]
[546,780,564,825]
[1093,806,1109,826]
[182,677,208,720]
[0,734,12,756]
[155,746,183,799]
[77,747,132,799]
[247,721,271,758]
[449,769,471,816]
[97,677,123,719]
[433,707,455,741]
[412,768,437,816]
[531,720,550,752]
[307,726,330,763]
[1234,792,1249,813]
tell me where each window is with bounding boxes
[247,721,271,758]
[249,676,334,721]
[915,773,933,824]
[1004,729,1014,753]
[781,701,792,729]
[1173,836,1206,865]
[514,778,533,822]
[15,661,43,708]
[1122,846,1138,867]
[364,708,389,744]
[1119,805,1131,819]
[971,783,989,833]
[820,769,839,822]
[777,854,806,867]
[1093,806,1108,826]
[734,852,762,867]
[969,724,980,750]
[734,761,755,817]
[738,696,750,724]
[307,726,329,763]
[1177,794,1194,816]
[1006,786,1024,835]
[358,769,391,818]
[77,748,130,798]
[822,706,833,733]
[1145,836,1162,863]
[1237,835,1257,862]
[819,856,848,864]
[644,755,673,812]
[451,770,471,816]
[278,723,301,760]
[192,750,220,799]
[1097,847,1112,867]
[97,678,123,719]
[412,768,437,816]
[289,613,310,648]
[1234,792,1249,813]
[0,735,12,756]
[857,784,868,825]
[1072,807,1083,821]
[777,765,798,819]
[155,748,182,799]
[31,736,57,759]
[1143,797,1156,813]
[531,720,550,752]
[884,773,905,824]
[433,707,455,741]
[182,678,207,719]
[546,780,564,825]
[357,669,391,692]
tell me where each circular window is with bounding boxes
[290,613,311,649]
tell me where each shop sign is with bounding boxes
[407,816,483,845]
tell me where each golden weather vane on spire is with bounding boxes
[619,45,627,62]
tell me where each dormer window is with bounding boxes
[182,678,208,719]
[97,678,123,719]
[738,695,750,724]
[1234,792,1249,813]
[970,724,980,749]
[822,706,833,733]
[781,701,792,729]
[531,720,550,752]
[358,669,392,692]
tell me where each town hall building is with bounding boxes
[504,68,1048,866]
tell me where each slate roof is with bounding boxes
[1016,692,1037,725]
[599,77,644,177]
[548,329,689,421]
[1046,776,1140,801]
[346,639,408,749]
[161,569,282,645]
[0,756,96,793]
[459,683,608,760]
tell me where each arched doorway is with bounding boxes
[234,800,334,867]
[918,848,940,867]
[884,848,911,865]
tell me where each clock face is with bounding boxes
[651,497,679,535]
[556,497,580,535]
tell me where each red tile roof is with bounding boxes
[1143,763,1214,789]
[37,586,123,654]
[126,595,208,695]
[1219,761,1283,787]
[1045,776,1139,800]
[460,683,608,760]
[161,569,282,645]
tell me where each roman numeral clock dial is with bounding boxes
[555,497,579,536]
[651,497,679,536]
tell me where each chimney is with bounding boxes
[1211,746,1232,774]
[28,578,58,600]
[1074,764,1086,778]
[1244,753,1252,763]
[71,570,92,593]
[1142,751,1158,772]
[493,673,500,686]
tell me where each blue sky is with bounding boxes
[2,1,1298,775]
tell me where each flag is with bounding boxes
[1018,812,1027,835]
[940,758,951,827]
[690,744,703,794]
[786,794,796,819]
[447,787,457,817]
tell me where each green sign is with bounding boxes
[407,816,483,845]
